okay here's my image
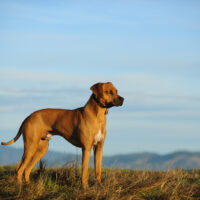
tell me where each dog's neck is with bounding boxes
[85,95,108,116]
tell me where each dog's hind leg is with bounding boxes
[24,140,49,183]
[16,154,24,172]
[17,142,39,184]
[17,125,42,184]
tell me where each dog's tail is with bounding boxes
[1,118,26,146]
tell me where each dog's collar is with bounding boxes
[92,94,107,109]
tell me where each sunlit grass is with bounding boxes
[0,165,200,200]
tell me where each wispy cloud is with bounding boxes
[1,68,200,116]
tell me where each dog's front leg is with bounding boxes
[81,148,91,188]
[94,143,103,184]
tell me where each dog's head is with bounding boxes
[90,82,124,108]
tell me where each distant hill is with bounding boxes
[1,146,200,170]
[102,151,200,170]
[0,146,75,166]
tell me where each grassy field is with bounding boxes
[0,165,200,200]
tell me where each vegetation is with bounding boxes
[0,164,200,200]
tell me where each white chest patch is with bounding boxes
[94,129,104,145]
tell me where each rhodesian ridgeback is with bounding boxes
[1,82,124,188]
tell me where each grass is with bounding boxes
[0,165,200,200]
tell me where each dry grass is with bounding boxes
[0,165,200,200]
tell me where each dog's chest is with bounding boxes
[94,129,104,145]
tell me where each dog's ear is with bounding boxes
[90,83,102,97]
[90,83,107,106]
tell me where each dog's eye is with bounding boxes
[105,90,113,95]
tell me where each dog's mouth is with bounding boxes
[106,96,124,108]
[105,102,115,108]
[93,94,124,108]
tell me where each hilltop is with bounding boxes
[0,166,200,200]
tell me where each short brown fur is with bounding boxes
[1,82,124,188]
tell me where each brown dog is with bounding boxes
[1,82,124,188]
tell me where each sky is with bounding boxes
[0,0,200,155]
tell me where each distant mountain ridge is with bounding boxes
[102,151,200,170]
[1,146,200,170]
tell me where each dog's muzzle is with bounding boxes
[113,96,124,107]
[93,94,124,108]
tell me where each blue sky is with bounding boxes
[0,0,200,155]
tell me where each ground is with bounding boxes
[0,165,200,200]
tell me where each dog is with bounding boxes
[1,82,124,188]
